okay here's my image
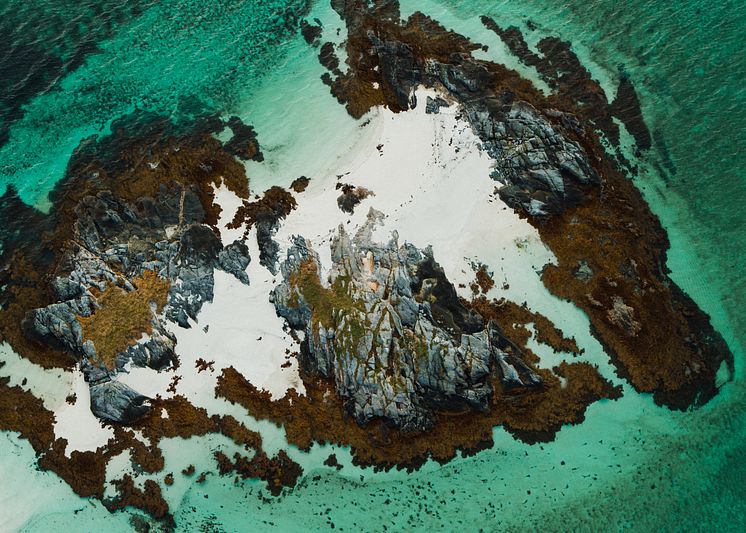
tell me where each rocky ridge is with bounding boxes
[22,183,251,423]
[272,210,541,432]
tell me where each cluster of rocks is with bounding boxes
[320,3,601,217]
[23,185,250,423]
[390,52,600,216]
[272,210,540,432]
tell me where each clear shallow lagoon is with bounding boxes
[0,0,744,531]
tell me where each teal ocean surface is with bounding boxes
[1,0,744,531]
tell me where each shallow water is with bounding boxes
[0,0,744,531]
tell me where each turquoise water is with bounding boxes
[1,0,744,531]
[0,0,309,210]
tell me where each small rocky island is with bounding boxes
[0,0,733,525]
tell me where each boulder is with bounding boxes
[89,379,151,424]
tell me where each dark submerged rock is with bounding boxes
[224,116,263,162]
[300,19,323,46]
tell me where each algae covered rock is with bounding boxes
[272,209,541,433]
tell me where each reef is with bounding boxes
[0,111,303,521]
[217,357,620,469]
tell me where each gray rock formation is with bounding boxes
[368,31,421,111]
[425,61,599,216]
[272,209,540,432]
[23,185,251,423]
[467,100,599,216]
[425,95,450,114]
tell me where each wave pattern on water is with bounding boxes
[0,0,151,148]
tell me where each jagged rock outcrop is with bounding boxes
[322,2,600,217]
[425,60,600,216]
[272,210,540,432]
[479,15,652,152]
[22,185,251,423]
[459,98,599,216]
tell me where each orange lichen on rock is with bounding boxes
[77,270,170,369]
[0,110,286,521]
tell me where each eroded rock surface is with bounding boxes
[22,184,251,422]
[272,210,540,432]
[464,99,599,215]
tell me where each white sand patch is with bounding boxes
[0,343,115,455]
[0,343,71,409]
[175,182,305,403]
[102,449,134,500]
[164,260,304,403]
[274,87,555,307]
[118,228,304,412]
[116,363,174,400]
[212,181,245,244]
[52,369,115,456]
